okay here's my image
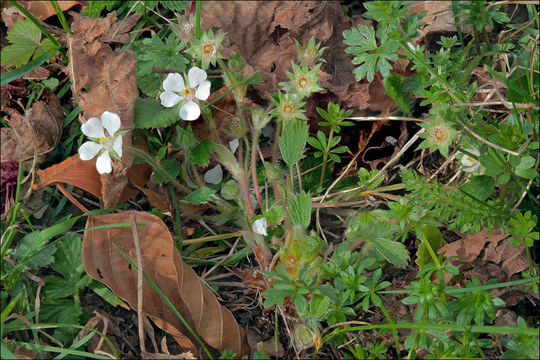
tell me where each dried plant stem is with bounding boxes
[454,117,521,156]
[130,213,146,353]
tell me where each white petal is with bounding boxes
[461,155,476,167]
[179,101,200,121]
[204,164,223,184]
[160,91,182,108]
[101,111,121,136]
[195,80,211,100]
[78,141,102,160]
[96,151,112,174]
[229,138,239,154]
[81,117,105,138]
[163,73,185,92]
[253,218,268,236]
[188,67,207,87]
[113,136,123,157]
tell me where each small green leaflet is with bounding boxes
[279,120,309,165]
[182,187,217,204]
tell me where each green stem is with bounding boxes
[318,128,334,188]
[200,108,222,145]
[378,301,402,360]
[251,130,264,210]
[50,0,72,34]
[124,145,191,194]
[168,183,182,249]
[195,0,201,40]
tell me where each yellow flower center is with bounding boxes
[98,136,113,150]
[297,76,309,89]
[202,43,214,55]
[282,104,294,114]
[466,156,474,163]
[182,88,192,97]
[430,126,449,144]
[305,48,316,58]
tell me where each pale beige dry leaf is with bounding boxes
[82,211,250,358]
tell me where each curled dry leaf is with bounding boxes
[67,11,139,208]
[438,231,528,283]
[1,0,81,29]
[33,154,139,206]
[82,211,250,357]
[0,91,63,164]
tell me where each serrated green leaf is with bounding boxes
[385,73,412,115]
[190,139,214,166]
[11,232,57,269]
[371,237,409,267]
[279,120,309,165]
[182,187,216,204]
[51,234,84,281]
[460,175,495,201]
[1,20,43,67]
[161,1,190,11]
[134,98,180,129]
[40,300,83,345]
[288,191,312,230]
[154,160,180,182]
[265,205,285,226]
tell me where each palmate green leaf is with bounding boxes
[40,299,83,345]
[1,20,42,66]
[131,35,189,97]
[134,98,180,129]
[279,120,309,165]
[343,23,399,82]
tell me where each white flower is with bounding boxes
[461,147,481,173]
[253,217,268,236]
[78,111,122,174]
[159,67,211,121]
[204,164,223,184]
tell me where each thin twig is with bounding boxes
[454,117,521,156]
[130,213,146,353]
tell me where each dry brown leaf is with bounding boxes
[33,154,102,199]
[1,1,81,29]
[67,11,138,208]
[408,1,473,45]
[0,91,63,163]
[82,211,250,358]
[438,231,529,283]
[201,2,356,103]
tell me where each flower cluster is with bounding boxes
[160,67,211,121]
[78,111,123,174]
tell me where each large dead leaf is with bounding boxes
[66,11,139,208]
[0,91,63,163]
[1,0,81,29]
[82,211,250,357]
